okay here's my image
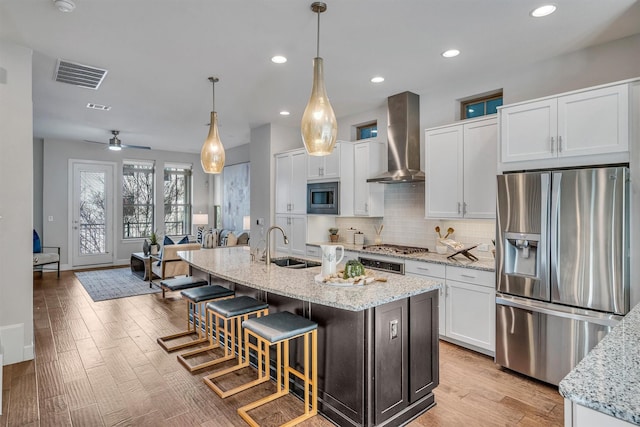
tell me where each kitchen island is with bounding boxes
[559,303,640,427]
[179,246,442,427]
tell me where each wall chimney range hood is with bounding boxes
[367,91,425,183]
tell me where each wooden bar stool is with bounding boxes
[178,296,268,376]
[157,285,234,352]
[236,311,318,427]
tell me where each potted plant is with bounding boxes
[328,227,339,242]
[149,230,160,255]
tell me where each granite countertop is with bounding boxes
[307,242,496,272]
[559,303,640,425]
[179,246,442,312]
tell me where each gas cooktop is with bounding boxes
[362,244,429,255]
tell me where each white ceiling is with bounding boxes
[1,0,639,153]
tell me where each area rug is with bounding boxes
[74,268,160,302]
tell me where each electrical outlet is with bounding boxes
[48,216,54,222]
[257,217,264,225]
[477,243,489,252]
[389,319,398,340]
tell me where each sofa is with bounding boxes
[197,227,249,248]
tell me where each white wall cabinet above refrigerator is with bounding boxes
[499,82,631,172]
[425,116,497,219]
[275,149,307,215]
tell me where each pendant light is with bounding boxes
[301,2,337,157]
[201,77,226,174]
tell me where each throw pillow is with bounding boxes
[157,235,176,265]
[33,229,42,253]
[177,235,189,244]
[196,226,206,243]
[202,230,218,249]
[226,232,238,246]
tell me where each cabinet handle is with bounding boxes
[365,202,368,213]
[550,137,555,153]
[558,136,563,153]
[417,266,431,271]
[463,202,467,215]
[446,284,449,297]
[319,167,324,176]
[457,202,461,214]
[460,273,477,279]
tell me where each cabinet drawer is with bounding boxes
[405,260,446,278]
[306,245,321,259]
[446,266,494,287]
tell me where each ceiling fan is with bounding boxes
[84,130,151,151]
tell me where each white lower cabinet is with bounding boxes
[274,215,307,256]
[406,261,495,355]
[565,400,635,427]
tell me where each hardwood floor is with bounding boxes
[1,271,563,426]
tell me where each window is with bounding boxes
[357,122,378,140]
[122,160,154,239]
[164,163,192,236]
[462,93,503,119]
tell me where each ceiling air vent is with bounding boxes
[54,59,108,90]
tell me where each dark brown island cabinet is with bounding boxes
[190,266,439,427]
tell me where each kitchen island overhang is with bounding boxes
[179,246,442,427]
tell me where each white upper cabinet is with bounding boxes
[307,144,341,180]
[463,119,498,218]
[275,149,307,215]
[353,140,386,217]
[500,82,630,171]
[426,116,497,219]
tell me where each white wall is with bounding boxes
[33,138,44,235]
[41,139,207,267]
[249,123,301,252]
[0,41,34,365]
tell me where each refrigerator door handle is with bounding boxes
[550,172,561,297]
[496,295,621,327]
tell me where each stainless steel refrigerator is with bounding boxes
[495,166,629,385]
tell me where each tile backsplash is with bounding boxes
[335,182,496,259]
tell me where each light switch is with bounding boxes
[48,216,54,222]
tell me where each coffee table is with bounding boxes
[130,252,158,282]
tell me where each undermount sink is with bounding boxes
[271,257,321,269]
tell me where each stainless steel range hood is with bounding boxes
[367,91,425,183]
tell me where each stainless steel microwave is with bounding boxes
[307,181,339,215]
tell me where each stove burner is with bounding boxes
[363,244,429,255]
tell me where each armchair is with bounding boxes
[33,230,60,277]
[150,242,201,285]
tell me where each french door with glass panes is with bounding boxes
[70,161,115,266]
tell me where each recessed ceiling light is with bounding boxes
[271,55,287,64]
[370,76,385,83]
[530,4,556,17]
[280,111,290,116]
[54,0,76,12]
[442,49,460,58]
[86,103,111,111]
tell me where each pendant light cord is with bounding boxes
[316,8,320,57]
[211,80,215,112]
[208,77,219,112]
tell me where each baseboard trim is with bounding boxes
[0,323,34,365]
